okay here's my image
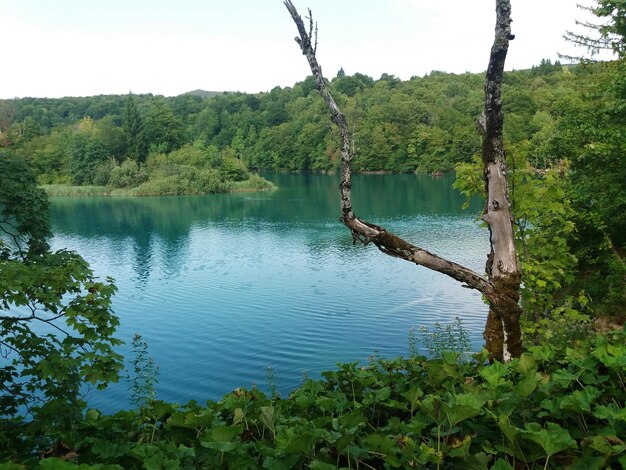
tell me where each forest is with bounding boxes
[0,58,598,179]
[1,0,626,467]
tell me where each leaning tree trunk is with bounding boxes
[284,0,522,361]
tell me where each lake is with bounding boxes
[49,173,489,412]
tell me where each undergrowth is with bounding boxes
[2,327,624,469]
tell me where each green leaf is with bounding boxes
[516,353,536,373]
[582,435,626,457]
[36,459,79,470]
[528,345,555,362]
[275,426,319,455]
[551,368,577,387]
[516,370,539,397]
[363,433,396,453]
[233,407,245,425]
[521,422,577,457]
[208,425,240,443]
[479,361,509,387]
[592,342,626,369]
[442,392,485,426]
[200,440,238,452]
[309,461,337,470]
[454,451,489,470]
[567,455,607,470]
[560,387,601,413]
[593,403,626,423]
[491,459,514,470]
[260,406,276,435]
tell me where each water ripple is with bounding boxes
[50,174,490,412]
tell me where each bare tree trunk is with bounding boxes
[477,0,522,360]
[284,0,522,361]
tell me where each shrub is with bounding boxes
[92,158,117,186]
[219,156,249,181]
[136,166,230,195]
[7,327,625,468]
[108,159,148,189]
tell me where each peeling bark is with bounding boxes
[284,0,522,360]
[477,0,522,360]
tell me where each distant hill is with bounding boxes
[181,89,226,98]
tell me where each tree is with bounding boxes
[563,0,626,59]
[0,153,122,457]
[144,98,184,154]
[122,93,148,163]
[285,0,521,360]
[67,130,108,185]
[563,2,626,314]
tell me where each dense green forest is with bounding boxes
[2,0,626,464]
[0,59,588,178]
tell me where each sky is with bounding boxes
[0,0,612,99]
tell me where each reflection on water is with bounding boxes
[49,173,488,412]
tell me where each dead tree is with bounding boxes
[284,0,521,361]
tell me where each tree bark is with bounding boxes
[477,0,522,360]
[284,0,522,361]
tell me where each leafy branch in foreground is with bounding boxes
[563,0,626,60]
[0,152,123,460]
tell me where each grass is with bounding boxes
[41,176,276,197]
[42,185,115,197]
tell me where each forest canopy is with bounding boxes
[0,59,582,178]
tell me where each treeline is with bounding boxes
[0,58,580,182]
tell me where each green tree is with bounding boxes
[67,131,108,185]
[564,0,626,58]
[565,60,626,313]
[122,93,148,163]
[144,98,184,154]
[0,153,122,457]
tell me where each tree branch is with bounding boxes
[284,0,523,360]
[284,0,496,299]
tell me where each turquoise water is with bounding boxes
[49,173,488,412]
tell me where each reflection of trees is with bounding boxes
[351,174,481,219]
[48,174,480,282]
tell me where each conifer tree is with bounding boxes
[122,93,148,163]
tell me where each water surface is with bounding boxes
[49,173,488,411]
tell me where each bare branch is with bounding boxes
[284,0,523,360]
[34,316,72,338]
[284,0,493,298]
[478,0,523,360]
[0,339,19,355]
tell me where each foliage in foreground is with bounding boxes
[0,153,123,455]
[3,327,625,469]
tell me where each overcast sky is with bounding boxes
[0,0,610,99]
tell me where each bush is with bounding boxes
[219,156,249,181]
[92,158,117,186]
[6,327,625,468]
[136,166,230,195]
[108,159,148,189]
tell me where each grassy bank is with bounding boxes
[42,173,275,197]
